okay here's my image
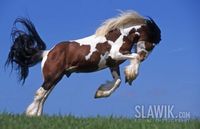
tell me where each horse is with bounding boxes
[6,11,161,116]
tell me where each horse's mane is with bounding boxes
[95,11,145,36]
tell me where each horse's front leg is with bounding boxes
[95,66,121,98]
[113,53,141,85]
[124,57,140,85]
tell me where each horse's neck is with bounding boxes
[74,25,141,46]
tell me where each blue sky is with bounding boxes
[0,0,199,118]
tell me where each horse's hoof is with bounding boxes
[125,76,133,86]
[94,90,109,99]
[128,81,132,85]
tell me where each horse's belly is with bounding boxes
[75,53,109,73]
[75,65,107,73]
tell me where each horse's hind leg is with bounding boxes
[25,85,48,116]
[26,56,65,116]
[36,82,55,116]
[26,75,63,116]
[95,66,121,98]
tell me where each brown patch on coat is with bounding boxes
[119,28,140,54]
[64,42,102,72]
[76,51,101,72]
[66,42,91,66]
[106,57,125,68]
[145,42,154,51]
[42,42,69,89]
[105,29,121,42]
[106,56,117,67]
[96,42,111,55]
[137,25,156,42]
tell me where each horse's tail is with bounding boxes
[5,17,47,84]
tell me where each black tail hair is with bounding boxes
[5,17,46,84]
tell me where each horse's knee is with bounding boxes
[42,82,52,90]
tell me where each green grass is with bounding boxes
[0,113,199,129]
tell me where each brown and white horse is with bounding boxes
[6,11,161,116]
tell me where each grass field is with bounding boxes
[0,113,199,129]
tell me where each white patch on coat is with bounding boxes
[41,50,50,69]
[75,25,142,61]
[107,25,142,60]
[26,87,47,116]
[98,52,109,69]
[107,34,124,60]
[135,32,140,35]
[137,41,148,54]
[75,35,107,60]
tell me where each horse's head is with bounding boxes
[95,11,161,62]
[122,17,161,85]
[135,17,161,61]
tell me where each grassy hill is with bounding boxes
[0,113,199,129]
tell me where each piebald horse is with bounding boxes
[6,11,161,116]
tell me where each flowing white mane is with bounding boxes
[95,11,145,36]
